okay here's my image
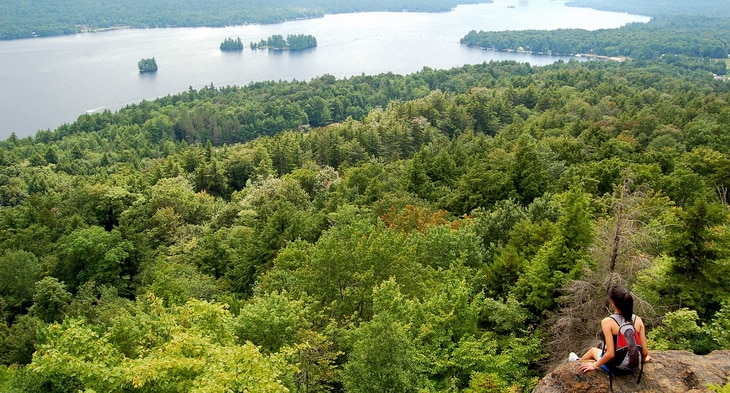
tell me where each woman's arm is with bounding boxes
[596,317,615,367]
[636,316,652,362]
[579,317,615,373]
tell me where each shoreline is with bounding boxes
[574,53,629,62]
[79,25,132,34]
[464,45,629,62]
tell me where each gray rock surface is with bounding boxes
[532,350,730,393]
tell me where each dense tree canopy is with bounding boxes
[1,43,730,393]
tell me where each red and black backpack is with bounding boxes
[607,314,644,390]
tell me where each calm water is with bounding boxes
[0,0,649,138]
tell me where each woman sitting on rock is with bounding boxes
[570,285,652,373]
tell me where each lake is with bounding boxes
[0,0,650,139]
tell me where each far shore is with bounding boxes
[79,25,132,34]
[574,53,628,62]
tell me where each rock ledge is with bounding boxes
[532,350,730,393]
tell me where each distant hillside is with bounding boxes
[566,0,730,18]
[0,0,486,40]
[463,0,730,65]
[461,16,730,66]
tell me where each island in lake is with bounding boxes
[137,57,158,73]
[220,37,243,51]
[250,34,317,50]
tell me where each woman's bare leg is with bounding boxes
[580,347,602,362]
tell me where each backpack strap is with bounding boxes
[609,373,614,392]
[608,356,644,390]
[610,313,636,326]
[637,359,644,384]
[635,313,644,384]
[610,314,619,325]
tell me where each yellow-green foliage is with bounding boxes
[651,306,730,354]
[709,382,730,393]
[0,365,14,391]
[25,295,291,392]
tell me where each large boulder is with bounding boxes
[533,350,730,393]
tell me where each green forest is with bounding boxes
[0,0,484,40]
[461,16,730,66]
[1,56,729,391]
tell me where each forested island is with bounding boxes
[0,0,485,40]
[137,57,158,72]
[220,37,244,51]
[250,34,317,50]
[0,56,729,391]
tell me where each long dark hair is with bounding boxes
[609,286,634,321]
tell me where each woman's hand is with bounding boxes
[644,355,652,363]
[578,362,598,373]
